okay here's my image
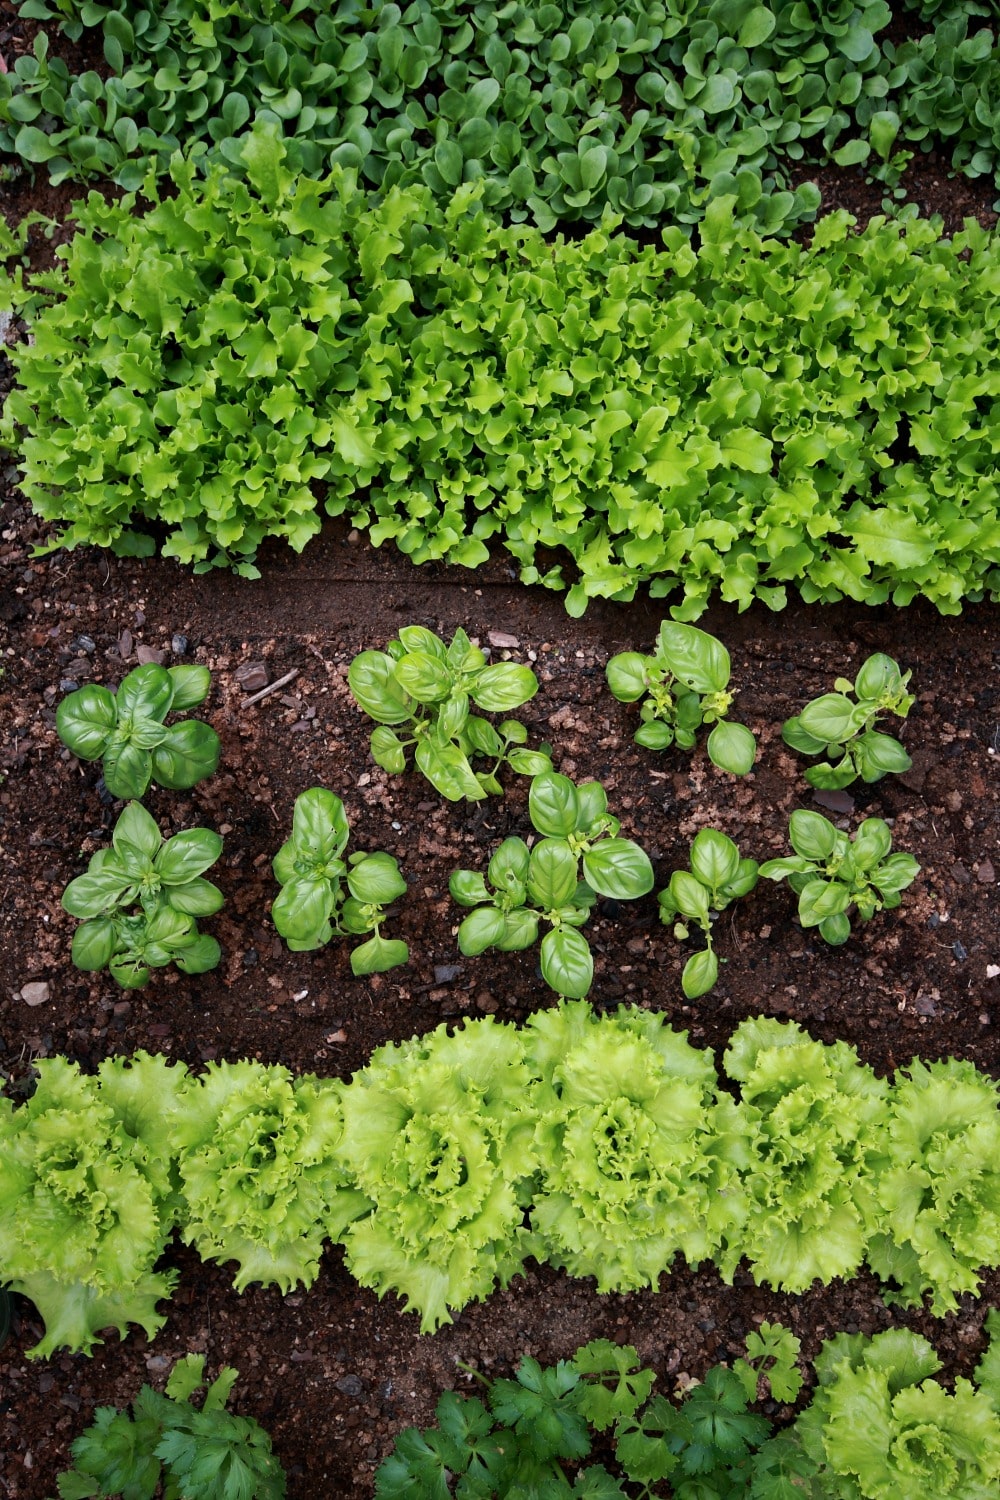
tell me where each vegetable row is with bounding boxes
[2,0,998,240]
[5,1003,1000,1358]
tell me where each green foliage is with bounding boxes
[62,801,223,988]
[271,787,407,973]
[734,1322,804,1405]
[450,772,654,999]
[52,1353,286,1500]
[348,624,549,802]
[759,810,920,946]
[891,11,1000,191]
[6,145,1000,618]
[782,652,914,790]
[658,828,759,997]
[56,662,220,800]
[606,622,757,773]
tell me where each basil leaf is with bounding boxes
[166,663,211,710]
[155,829,224,886]
[56,684,117,759]
[347,852,406,904]
[348,651,412,724]
[707,721,757,775]
[540,926,593,999]
[527,839,579,909]
[151,720,220,790]
[471,663,538,713]
[272,877,334,948]
[582,839,654,901]
[682,947,719,999]
[529,771,579,838]
[458,905,508,955]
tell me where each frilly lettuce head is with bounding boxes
[523,1001,740,1290]
[722,1016,890,1292]
[338,1016,535,1332]
[867,1057,1000,1314]
[0,1053,185,1357]
[795,1325,1000,1500]
[173,1060,367,1294]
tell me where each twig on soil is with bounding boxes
[240,668,300,707]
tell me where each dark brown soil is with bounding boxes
[2,7,1000,1496]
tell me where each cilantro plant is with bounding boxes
[606,623,757,775]
[658,829,759,999]
[782,651,915,788]
[450,771,654,999]
[271,788,408,975]
[52,1353,286,1500]
[759,810,919,945]
[57,663,220,801]
[348,625,550,803]
[62,801,223,988]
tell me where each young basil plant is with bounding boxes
[62,801,223,988]
[57,663,221,801]
[658,829,759,999]
[347,625,551,803]
[606,623,756,775]
[271,787,408,975]
[782,652,914,789]
[450,770,654,999]
[759,810,920,946]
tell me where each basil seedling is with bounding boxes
[606,623,757,775]
[271,788,408,975]
[348,625,550,802]
[782,652,914,789]
[450,771,654,999]
[659,829,759,998]
[760,810,919,945]
[57,663,220,801]
[62,801,222,987]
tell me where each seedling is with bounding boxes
[759,810,919,945]
[57,663,220,801]
[450,771,653,998]
[348,625,550,802]
[606,623,757,774]
[658,829,759,998]
[271,787,407,974]
[782,651,914,788]
[62,801,222,987]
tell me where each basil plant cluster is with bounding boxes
[56,663,220,800]
[63,802,223,988]
[782,651,915,789]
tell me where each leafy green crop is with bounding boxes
[606,621,757,773]
[52,1353,286,1500]
[348,625,549,802]
[450,771,654,999]
[57,662,220,800]
[760,810,920,946]
[271,787,407,974]
[7,138,1000,617]
[659,828,759,998]
[62,801,223,988]
[782,651,914,789]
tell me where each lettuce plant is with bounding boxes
[721,1017,891,1292]
[172,1061,367,1295]
[271,787,407,974]
[57,663,220,800]
[0,1052,186,1357]
[336,1017,536,1332]
[348,625,550,803]
[759,810,919,945]
[62,801,223,987]
[782,651,914,789]
[522,1001,742,1291]
[867,1057,1000,1314]
[52,1354,286,1500]
[450,771,654,999]
[658,828,759,999]
[606,623,757,774]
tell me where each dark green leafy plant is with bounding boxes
[759,809,919,945]
[658,828,759,998]
[450,771,654,998]
[271,787,407,974]
[62,801,222,987]
[782,651,914,789]
[57,663,220,801]
[606,624,757,774]
[51,1353,286,1500]
[348,625,550,803]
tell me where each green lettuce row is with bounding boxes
[1,0,998,236]
[3,131,1000,617]
[3,1003,1000,1356]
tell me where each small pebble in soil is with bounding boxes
[236,661,269,692]
[335,1375,364,1397]
[74,635,95,653]
[20,981,50,1006]
[171,633,188,654]
[434,965,462,983]
[953,941,969,962]
[136,644,167,665]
